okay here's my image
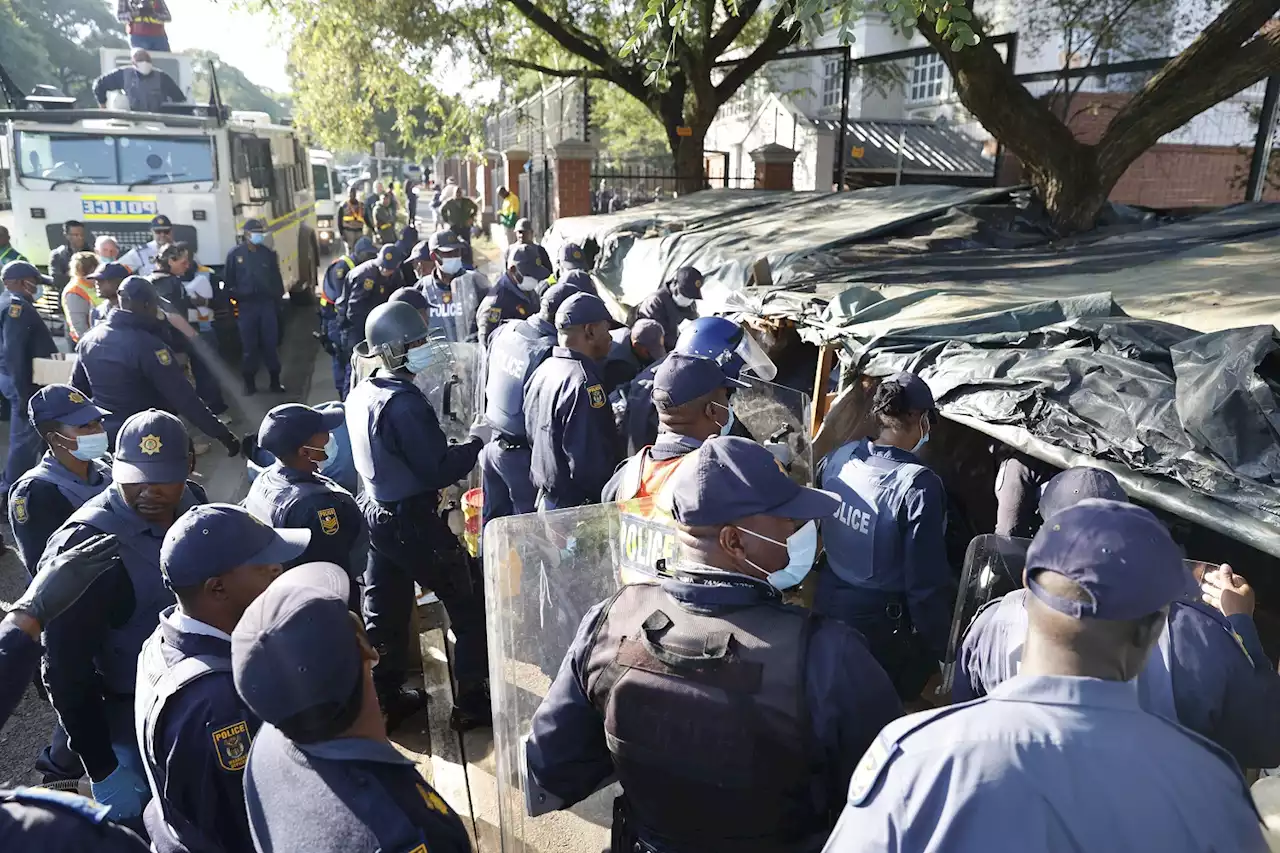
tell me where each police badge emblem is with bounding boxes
[139,434,163,455]
[155,348,172,366]
[587,384,606,409]
[7,303,20,318]
[212,721,251,771]
[67,391,85,404]
[317,507,340,535]
[13,497,27,524]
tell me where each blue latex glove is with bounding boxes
[90,746,150,819]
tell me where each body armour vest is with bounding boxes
[14,452,112,507]
[584,582,822,852]
[243,462,348,525]
[484,319,554,439]
[346,374,427,502]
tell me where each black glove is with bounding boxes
[321,336,336,355]
[14,534,120,628]
[222,434,241,457]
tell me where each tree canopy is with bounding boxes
[1,0,127,105]
[186,49,293,123]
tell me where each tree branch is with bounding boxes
[713,0,800,106]
[707,0,764,57]
[496,57,611,80]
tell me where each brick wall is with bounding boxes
[503,152,527,197]
[998,92,1280,208]
[754,160,794,190]
[555,155,593,219]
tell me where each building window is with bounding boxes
[822,58,843,109]
[908,52,949,103]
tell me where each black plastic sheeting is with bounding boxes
[852,295,1280,526]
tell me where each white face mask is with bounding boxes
[135,61,154,76]
[710,400,735,436]
[737,521,818,590]
[440,257,464,276]
[911,415,931,455]
[672,292,695,308]
[519,275,540,292]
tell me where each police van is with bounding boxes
[0,49,319,296]
[309,148,338,254]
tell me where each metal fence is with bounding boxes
[484,77,589,159]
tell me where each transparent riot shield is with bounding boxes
[732,377,814,485]
[484,498,672,853]
[413,341,483,444]
[941,534,1029,692]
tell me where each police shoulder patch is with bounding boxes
[417,783,452,817]
[317,507,339,535]
[362,277,374,291]
[486,305,502,323]
[587,384,606,409]
[847,736,894,806]
[155,348,172,366]
[7,303,20,318]
[211,721,251,771]
[237,256,244,264]
[516,305,527,316]
[12,496,27,524]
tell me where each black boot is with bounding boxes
[268,372,286,393]
[450,680,492,732]
[242,375,257,396]
[380,687,429,734]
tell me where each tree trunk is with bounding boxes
[672,126,710,194]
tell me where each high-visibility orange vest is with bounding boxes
[62,278,95,342]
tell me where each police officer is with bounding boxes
[525,292,619,509]
[816,372,952,700]
[601,352,745,503]
[320,245,358,399]
[477,243,546,345]
[527,437,901,852]
[0,261,57,497]
[40,410,207,820]
[244,403,364,601]
[634,265,702,351]
[345,301,492,730]
[337,242,403,389]
[823,500,1267,852]
[224,219,286,395]
[233,562,471,853]
[338,186,368,249]
[119,214,176,277]
[72,276,238,453]
[0,535,151,853]
[992,449,1060,537]
[419,230,488,343]
[388,286,430,326]
[135,504,308,853]
[603,318,666,394]
[556,240,589,282]
[560,266,598,296]
[953,467,1280,771]
[505,217,552,271]
[479,282,580,525]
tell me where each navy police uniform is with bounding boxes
[633,266,701,352]
[823,501,1267,853]
[0,262,59,495]
[40,412,204,811]
[416,231,488,343]
[345,364,488,707]
[320,253,356,398]
[223,223,285,389]
[135,505,309,853]
[614,358,663,457]
[477,244,546,345]
[233,563,471,853]
[0,787,148,852]
[336,248,403,385]
[527,439,901,853]
[0,617,41,729]
[72,280,235,447]
[602,319,664,395]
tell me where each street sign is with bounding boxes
[851,146,865,158]
[374,141,386,158]
[676,126,693,137]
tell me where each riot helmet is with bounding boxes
[364,301,430,371]
[675,316,777,381]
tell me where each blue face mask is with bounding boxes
[440,257,464,276]
[712,401,735,437]
[911,416,930,455]
[405,344,433,374]
[32,284,45,302]
[68,431,109,461]
[739,521,818,591]
[248,232,266,246]
[303,432,340,469]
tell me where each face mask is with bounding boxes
[135,61,154,76]
[440,257,464,276]
[303,433,340,467]
[248,233,266,246]
[66,432,109,461]
[519,275,540,292]
[405,344,433,374]
[97,254,113,265]
[738,520,818,590]
[672,292,695,308]
[911,416,930,455]
[711,401,735,436]
[31,284,44,302]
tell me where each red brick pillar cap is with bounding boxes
[553,140,598,161]
[749,143,799,165]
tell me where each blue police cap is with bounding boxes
[161,503,311,589]
[352,236,376,258]
[631,319,665,354]
[232,562,360,728]
[654,352,748,407]
[511,244,550,280]
[243,218,266,233]
[257,403,345,458]
[87,262,130,281]
[409,240,432,262]
[113,409,190,484]
[1039,467,1127,519]
[388,287,428,312]
[150,214,173,230]
[429,229,463,253]
[672,266,703,300]
[881,371,935,412]
[560,269,598,296]
[539,282,581,319]
[555,292,611,330]
[671,436,840,526]
[378,244,405,270]
[1025,499,1187,621]
[119,275,158,306]
[560,242,587,270]
[28,384,110,428]
[1,260,51,284]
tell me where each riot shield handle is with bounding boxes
[443,374,461,422]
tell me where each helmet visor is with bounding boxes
[736,329,777,381]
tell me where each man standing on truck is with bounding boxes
[93,48,184,113]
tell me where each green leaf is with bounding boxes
[935,14,947,33]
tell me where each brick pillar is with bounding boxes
[749,143,799,191]
[480,151,500,224]
[502,148,529,200]
[553,140,597,221]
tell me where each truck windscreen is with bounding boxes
[15,132,215,186]
[312,163,331,200]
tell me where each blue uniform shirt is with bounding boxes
[138,610,258,853]
[477,273,538,346]
[71,311,233,444]
[822,675,1266,853]
[8,453,112,573]
[243,462,364,573]
[954,589,1280,770]
[223,243,284,303]
[0,289,58,398]
[0,786,148,851]
[524,346,620,507]
[418,270,488,343]
[244,726,471,853]
[337,259,398,340]
[0,618,41,729]
[527,570,902,816]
